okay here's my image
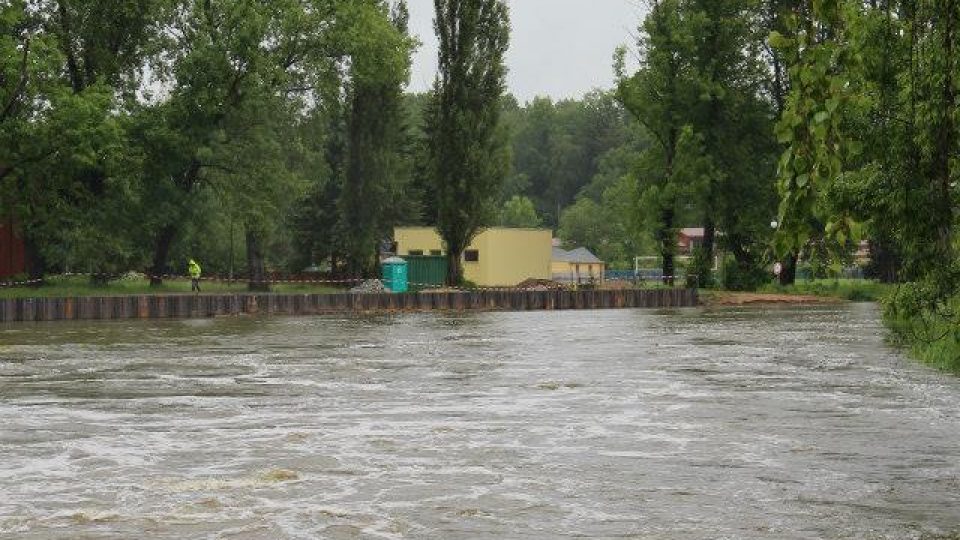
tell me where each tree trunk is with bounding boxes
[703,221,715,263]
[779,251,798,286]
[150,225,177,286]
[347,243,377,279]
[869,240,900,284]
[659,208,675,286]
[663,251,675,287]
[371,242,381,279]
[933,0,956,264]
[246,229,270,292]
[699,219,716,285]
[446,248,464,286]
[23,233,45,285]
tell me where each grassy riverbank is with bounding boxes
[758,278,892,302]
[700,279,891,306]
[884,291,960,373]
[0,275,340,299]
[733,278,959,373]
[702,279,960,373]
[699,290,844,306]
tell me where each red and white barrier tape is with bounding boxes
[0,278,45,288]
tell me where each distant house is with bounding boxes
[551,246,605,284]
[677,228,705,255]
[0,216,25,279]
[393,227,552,287]
[855,240,871,263]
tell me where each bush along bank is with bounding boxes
[883,281,960,374]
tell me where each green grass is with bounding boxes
[759,278,892,302]
[884,292,960,373]
[0,275,340,299]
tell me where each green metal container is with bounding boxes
[402,255,447,291]
[380,257,408,293]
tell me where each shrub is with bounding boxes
[721,255,767,291]
[4,272,29,284]
[883,280,960,372]
[685,248,714,289]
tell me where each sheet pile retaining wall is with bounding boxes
[0,288,698,323]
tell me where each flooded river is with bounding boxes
[1,304,959,539]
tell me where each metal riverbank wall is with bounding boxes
[0,289,698,323]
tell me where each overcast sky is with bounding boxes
[405,0,647,103]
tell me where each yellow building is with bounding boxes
[393,227,552,286]
[551,246,605,284]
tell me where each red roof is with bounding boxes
[679,228,705,239]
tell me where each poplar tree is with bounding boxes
[426,0,510,285]
[339,0,415,278]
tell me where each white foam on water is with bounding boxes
[2,307,960,539]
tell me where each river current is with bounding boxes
[1,304,958,539]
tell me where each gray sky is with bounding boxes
[405,0,646,103]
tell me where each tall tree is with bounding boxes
[426,0,510,285]
[137,0,348,288]
[838,1,959,284]
[683,0,777,286]
[770,0,861,285]
[338,0,415,277]
[617,0,698,285]
[0,0,159,281]
[759,0,803,284]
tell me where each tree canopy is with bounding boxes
[3,0,957,329]
[425,0,510,285]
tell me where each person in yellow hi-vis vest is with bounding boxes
[188,259,202,293]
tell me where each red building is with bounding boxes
[677,228,706,255]
[0,217,26,279]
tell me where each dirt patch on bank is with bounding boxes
[702,292,845,306]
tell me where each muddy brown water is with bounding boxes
[1,304,958,539]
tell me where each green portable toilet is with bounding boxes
[381,257,408,293]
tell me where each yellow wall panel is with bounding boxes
[394,227,552,286]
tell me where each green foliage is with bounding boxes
[839,2,959,283]
[504,91,633,226]
[558,198,611,254]
[768,2,960,368]
[770,0,862,261]
[761,278,891,302]
[0,0,432,289]
[884,274,960,355]
[338,1,416,276]
[499,196,542,228]
[720,254,768,291]
[615,0,689,283]
[426,0,511,285]
[558,170,651,269]
[0,0,152,277]
[135,0,354,285]
[685,248,713,288]
[617,0,778,284]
